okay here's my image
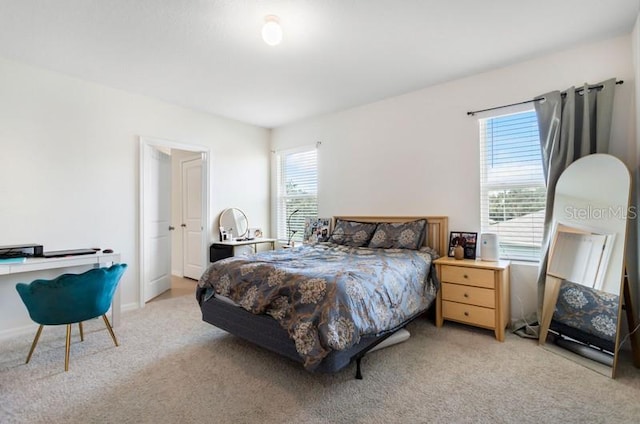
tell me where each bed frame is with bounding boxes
[197,215,448,378]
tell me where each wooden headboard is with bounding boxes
[333,216,449,257]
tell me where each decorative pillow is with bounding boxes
[328,219,377,247]
[368,219,427,250]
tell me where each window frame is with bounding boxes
[272,145,319,244]
[478,108,547,262]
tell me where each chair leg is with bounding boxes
[78,322,84,342]
[65,324,72,371]
[26,325,44,364]
[102,314,119,347]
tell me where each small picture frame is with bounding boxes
[448,231,478,259]
[248,228,263,239]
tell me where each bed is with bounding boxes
[196,216,448,378]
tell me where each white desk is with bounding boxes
[210,238,277,263]
[214,238,277,252]
[0,252,122,326]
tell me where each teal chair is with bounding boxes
[15,263,127,371]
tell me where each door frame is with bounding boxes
[139,136,211,308]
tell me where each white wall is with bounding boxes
[0,57,270,338]
[271,35,636,322]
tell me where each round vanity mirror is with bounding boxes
[219,208,248,240]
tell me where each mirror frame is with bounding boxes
[538,154,634,378]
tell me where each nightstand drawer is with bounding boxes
[440,265,495,288]
[441,282,495,308]
[442,301,495,328]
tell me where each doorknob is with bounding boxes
[168,226,175,231]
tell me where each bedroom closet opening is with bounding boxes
[139,137,211,306]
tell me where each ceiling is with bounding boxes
[0,0,638,128]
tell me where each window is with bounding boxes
[479,110,546,261]
[275,146,318,244]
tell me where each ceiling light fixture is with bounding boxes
[262,15,283,46]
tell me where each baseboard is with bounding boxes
[1,303,142,341]
[121,302,140,313]
[172,269,183,278]
[0,322,39,341]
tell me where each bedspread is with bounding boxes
[552,280,619,351]
[198,243,437,370]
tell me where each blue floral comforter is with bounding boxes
[198,243,438,370]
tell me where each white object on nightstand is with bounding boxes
[480,233,499,261]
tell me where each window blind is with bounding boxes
[275,147,318,243]
[479,110,546,261]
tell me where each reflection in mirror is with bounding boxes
[539,154,635,378]
[547,224,614,293]
[219,208,248,240]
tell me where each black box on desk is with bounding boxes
[0,244,44,258]
[209,244,233,263]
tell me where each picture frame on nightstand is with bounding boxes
[448,231,478,259]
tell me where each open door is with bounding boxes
[142,144,172,302]
[140,137,210,307]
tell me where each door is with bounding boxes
[182,157,204,279]
[143,144,172,301]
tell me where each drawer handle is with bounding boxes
[463,274,468,279]
[463,293,469,298]
[464,311,469,316]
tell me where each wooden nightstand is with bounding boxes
[434,257,510,341]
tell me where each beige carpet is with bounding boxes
[2,294,640,424]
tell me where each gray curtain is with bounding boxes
[534,78,616,320]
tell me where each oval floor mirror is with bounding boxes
[538,153,637,378]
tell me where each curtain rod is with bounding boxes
[466,80,624,116]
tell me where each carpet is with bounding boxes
[1,294,640,423]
